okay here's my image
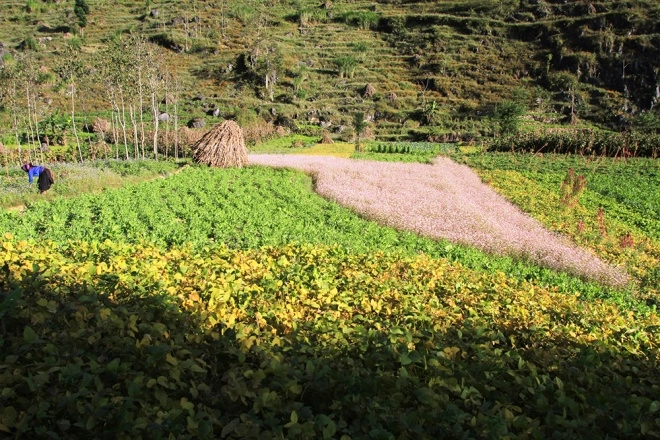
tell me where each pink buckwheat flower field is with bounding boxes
[249,154,629,286]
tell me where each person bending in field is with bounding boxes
[21,163,54,194]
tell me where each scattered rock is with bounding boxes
[188,118,206,129]
[158,113,170,122]
[150,9,159,17]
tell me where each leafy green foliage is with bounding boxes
[74,0,90,29]
[1,236,658,438]
[352,112,367,151]
[339,10,380,30]
[333,55,357,79]
[492,100,526,136]
[0,165,648,307]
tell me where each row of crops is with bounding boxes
[488,130,660,157]
[1,154,659,438]
[366,142,452,155]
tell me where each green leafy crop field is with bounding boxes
[1,152,659,438]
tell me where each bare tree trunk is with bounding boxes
[184,16,189,52]
[70,80,83,162]
[2,139,8,177]
[138,69,146,159]
[151,90,159,160]
[29,89,45,164]
[111,111,119,160]
[164,76,170,159]
[12,113,22,165]
[129,104,139,159]
[10,81,23,164]
[25,88,37,163]
[174,79,179,159]
[117,92,129,160]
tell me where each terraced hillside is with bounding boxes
[0,0,659,142]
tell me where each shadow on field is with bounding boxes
[1,264,659,439]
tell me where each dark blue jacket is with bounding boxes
[27,166,44,184]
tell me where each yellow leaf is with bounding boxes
[166,354,178,366]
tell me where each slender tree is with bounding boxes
[74,0,90,36]
[352,112,367,152]
[56,43,86,162]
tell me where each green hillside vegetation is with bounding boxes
[0,0,659,158]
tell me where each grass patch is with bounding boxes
[0,159,182,209]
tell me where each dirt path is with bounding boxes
[249,154,629,286]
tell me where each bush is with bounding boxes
[20,35,39,51]
[340,10,380,30]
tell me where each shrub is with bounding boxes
[340,10,379,30]
[334,56,357,79]
[20,35,39,51]
[492,100,526,136]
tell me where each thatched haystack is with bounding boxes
[320,130,334,144]
[192,120,248,168]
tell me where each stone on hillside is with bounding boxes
[150,9,159,17]
[158,113,170,122]
[188,118,206,129]
[363,83,376,98]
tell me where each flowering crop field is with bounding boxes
[454,153,660,306]
[249,154,627,286]
[1,153,659,439]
